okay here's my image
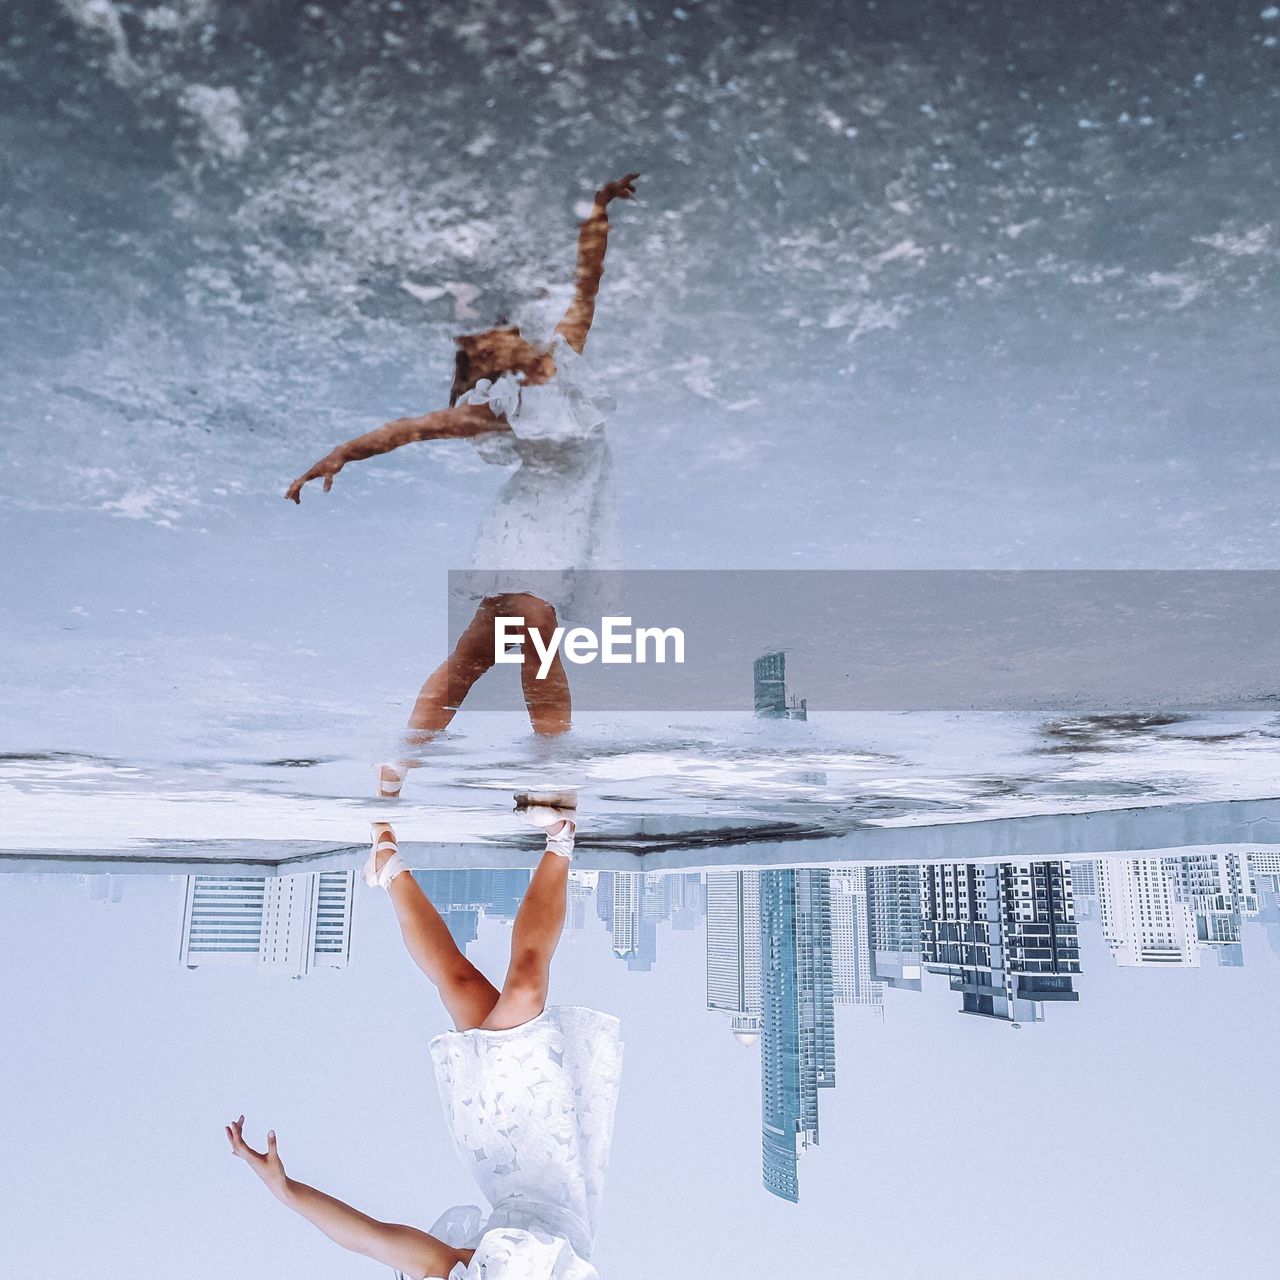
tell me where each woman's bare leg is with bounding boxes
[521,647,571,735]
[405,602,501,737]
[481,845,571,1030]
[400,593,569,740]
[505,593,571,736]
[374,830,500,1030]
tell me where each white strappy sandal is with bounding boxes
[363,822,410,888]
[522,805,578,859]
[376,764,406,800]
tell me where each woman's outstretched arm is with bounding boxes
[286,401,504,501]
[555,172,639,354]
[285,402,504,503]
[285,401,504,501]
[225,1117,472,1279]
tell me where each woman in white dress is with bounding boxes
[226,809,623,1279]
[284,174,638,773]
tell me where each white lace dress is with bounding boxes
[456,334,621,626]
[427,1005,624,1279]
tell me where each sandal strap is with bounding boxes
[366,824,408,889]
[376,852,410,886]
[544,819,577,860]
[523,804,577,830]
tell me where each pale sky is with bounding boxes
[3,870,1278,1280]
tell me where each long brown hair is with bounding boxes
[449,323,520,406]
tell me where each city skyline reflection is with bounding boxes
[95,849,1280,1204]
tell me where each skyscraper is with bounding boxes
[643,871,674,925]
[1069,859,1098,897]
[412,868,528,951]
[1066,859,1099,920]
[920,861,1081,1022]
[753,650,807,720]
[829,867,884,1011]
[759,868,835,1203]
[706,871,763,1041]
[1097,857,1198,967]
[180,872,355,977]
[865,863,925,991]
[311,870,354,963]
[608,871,641,960]
[595,872,615,930]
[1162,852,1258,967]
[670,872,703,932]
[181,876,265,965]
[567,869,598,933]
[589,871,673,970]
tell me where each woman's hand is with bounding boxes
[223,1123,470,1274]
[226,1115,289,1194]
[285,450,345,503]
[594,172,640,208]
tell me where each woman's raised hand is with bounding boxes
[226,1115,289,1192]
[285,451,345,503]
[594,172,640,207]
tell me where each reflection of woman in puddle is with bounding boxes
[285,175,638,791]
[226,806,623,1279]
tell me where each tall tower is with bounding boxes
[609,872,642,960]
[1066,859,1099,920]
[180,872,356,977]
[759,868,835,1203]
[642,871,674,925]
[180,877,266,965]
[312,870,355,964]
[706,871,763,1040]
[1097,857,1199,967]
[670,872,703,932]
[829,867,885,1011]
[1163,852,1258,967]
[567,869,598,933]
[754,651,787,718]
[866,863,925,990]
[411,869,528,951]
[1069,859,1098,898]
[259,875,323,974]
[920,861,1081,1022]
[753,650,807,720]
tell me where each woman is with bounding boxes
[285,174,639,787]
[226,808,623,1279]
